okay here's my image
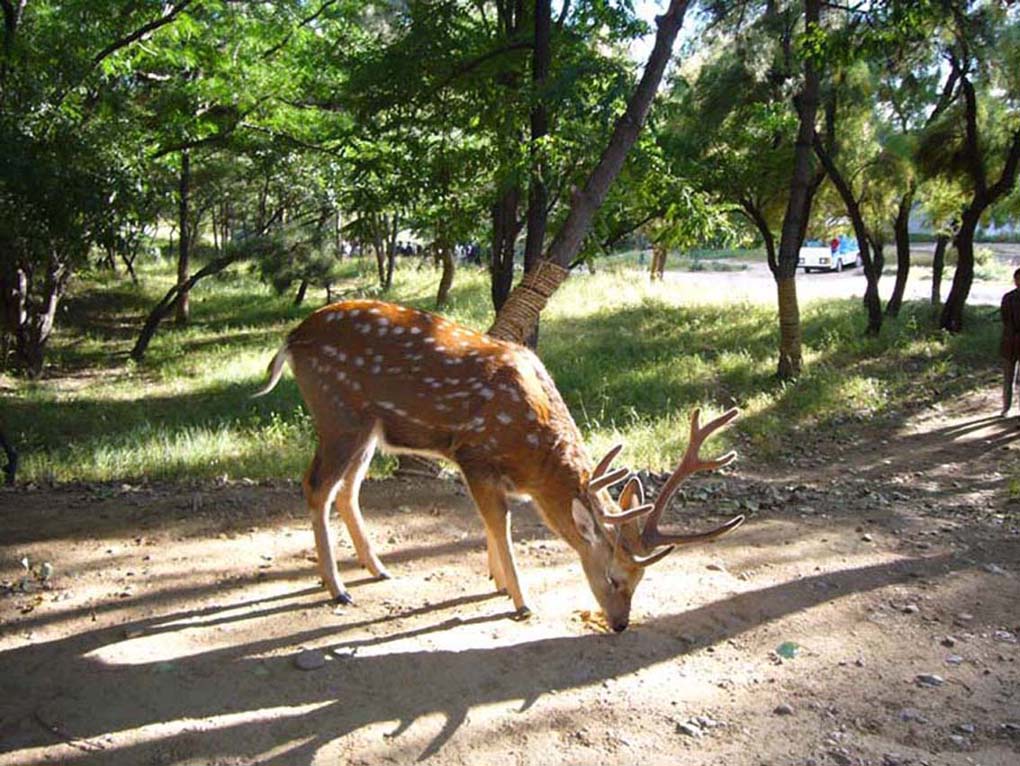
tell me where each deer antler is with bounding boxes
[588,448,655,522]
[588,444,630,493]
[638,407,743,553]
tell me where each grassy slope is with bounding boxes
[1,256,998,484]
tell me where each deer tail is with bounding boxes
[251,342,292,398]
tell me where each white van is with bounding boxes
[798,237,860,273]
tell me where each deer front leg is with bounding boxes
[465,475,531,618]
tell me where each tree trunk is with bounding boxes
[884,186,914,317]
[490,186,522,311]
[211,205,220,254]
[940,212,979,333]
[524,0,550,277]
[863,236,883,335]
[132,250,242,362]
[776,278,801,378]
[650,244,667,280]
[372,216,387,288]
[293,279,308,307]
[1,255,70,378]
[175,150,191,325]
[488,0,693,343]
[939,75,1020,331]
[518,0,552,350]
[0,427,16,486]
[436,239,455,309]
[930,234,949,307]
[221,200,232,254]
[120,249,139,284]
[741,200,777,276]
[772,0,821,378]
[813,126,882,336]
[384,214,399,291]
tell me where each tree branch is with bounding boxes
[431,40,533,93]
[151,131,231,160]
[959,75,986,199]
[986,129,1020,204]
[91,1,196,69]
[556,0,571,28]
[261,0,340,60]
[926,65,958,126]
[0,1,16,35]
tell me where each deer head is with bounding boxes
[569,408,743,631]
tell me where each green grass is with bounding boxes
[0,256,999,484]
[601,247,761,272]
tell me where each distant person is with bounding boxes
[830,237,840,253]
[1000,267,1020,416]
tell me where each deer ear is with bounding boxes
[571,499,601,546]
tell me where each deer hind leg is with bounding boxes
[486,530,508,592]
[302,424,377,605]
[334,426,390,580]
[464,474,530,617]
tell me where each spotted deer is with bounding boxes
[255,299,742,631]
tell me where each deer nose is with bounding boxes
[611,619,629,633]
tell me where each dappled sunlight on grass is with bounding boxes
[4,259,998,482]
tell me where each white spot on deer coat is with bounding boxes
[496,413,512,425]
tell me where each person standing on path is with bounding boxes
[1000,267,1020,415]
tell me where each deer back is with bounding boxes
[285,300,591,495]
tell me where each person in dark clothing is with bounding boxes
[1000,267,1020,415]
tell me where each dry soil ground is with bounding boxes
[1,388,1018,766]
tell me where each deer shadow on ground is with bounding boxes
[0,551,969,765]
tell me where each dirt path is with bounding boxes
[1,389,1018,766]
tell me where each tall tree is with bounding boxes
[489,0,696,343]
[0,1,192,376]
[923,2,1020,332]
[770,0,821,377]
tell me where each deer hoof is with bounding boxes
[512,606,533,621]
[333,591,354,606]
[373,569,392,581]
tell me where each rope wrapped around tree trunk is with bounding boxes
[487,260,570,343]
